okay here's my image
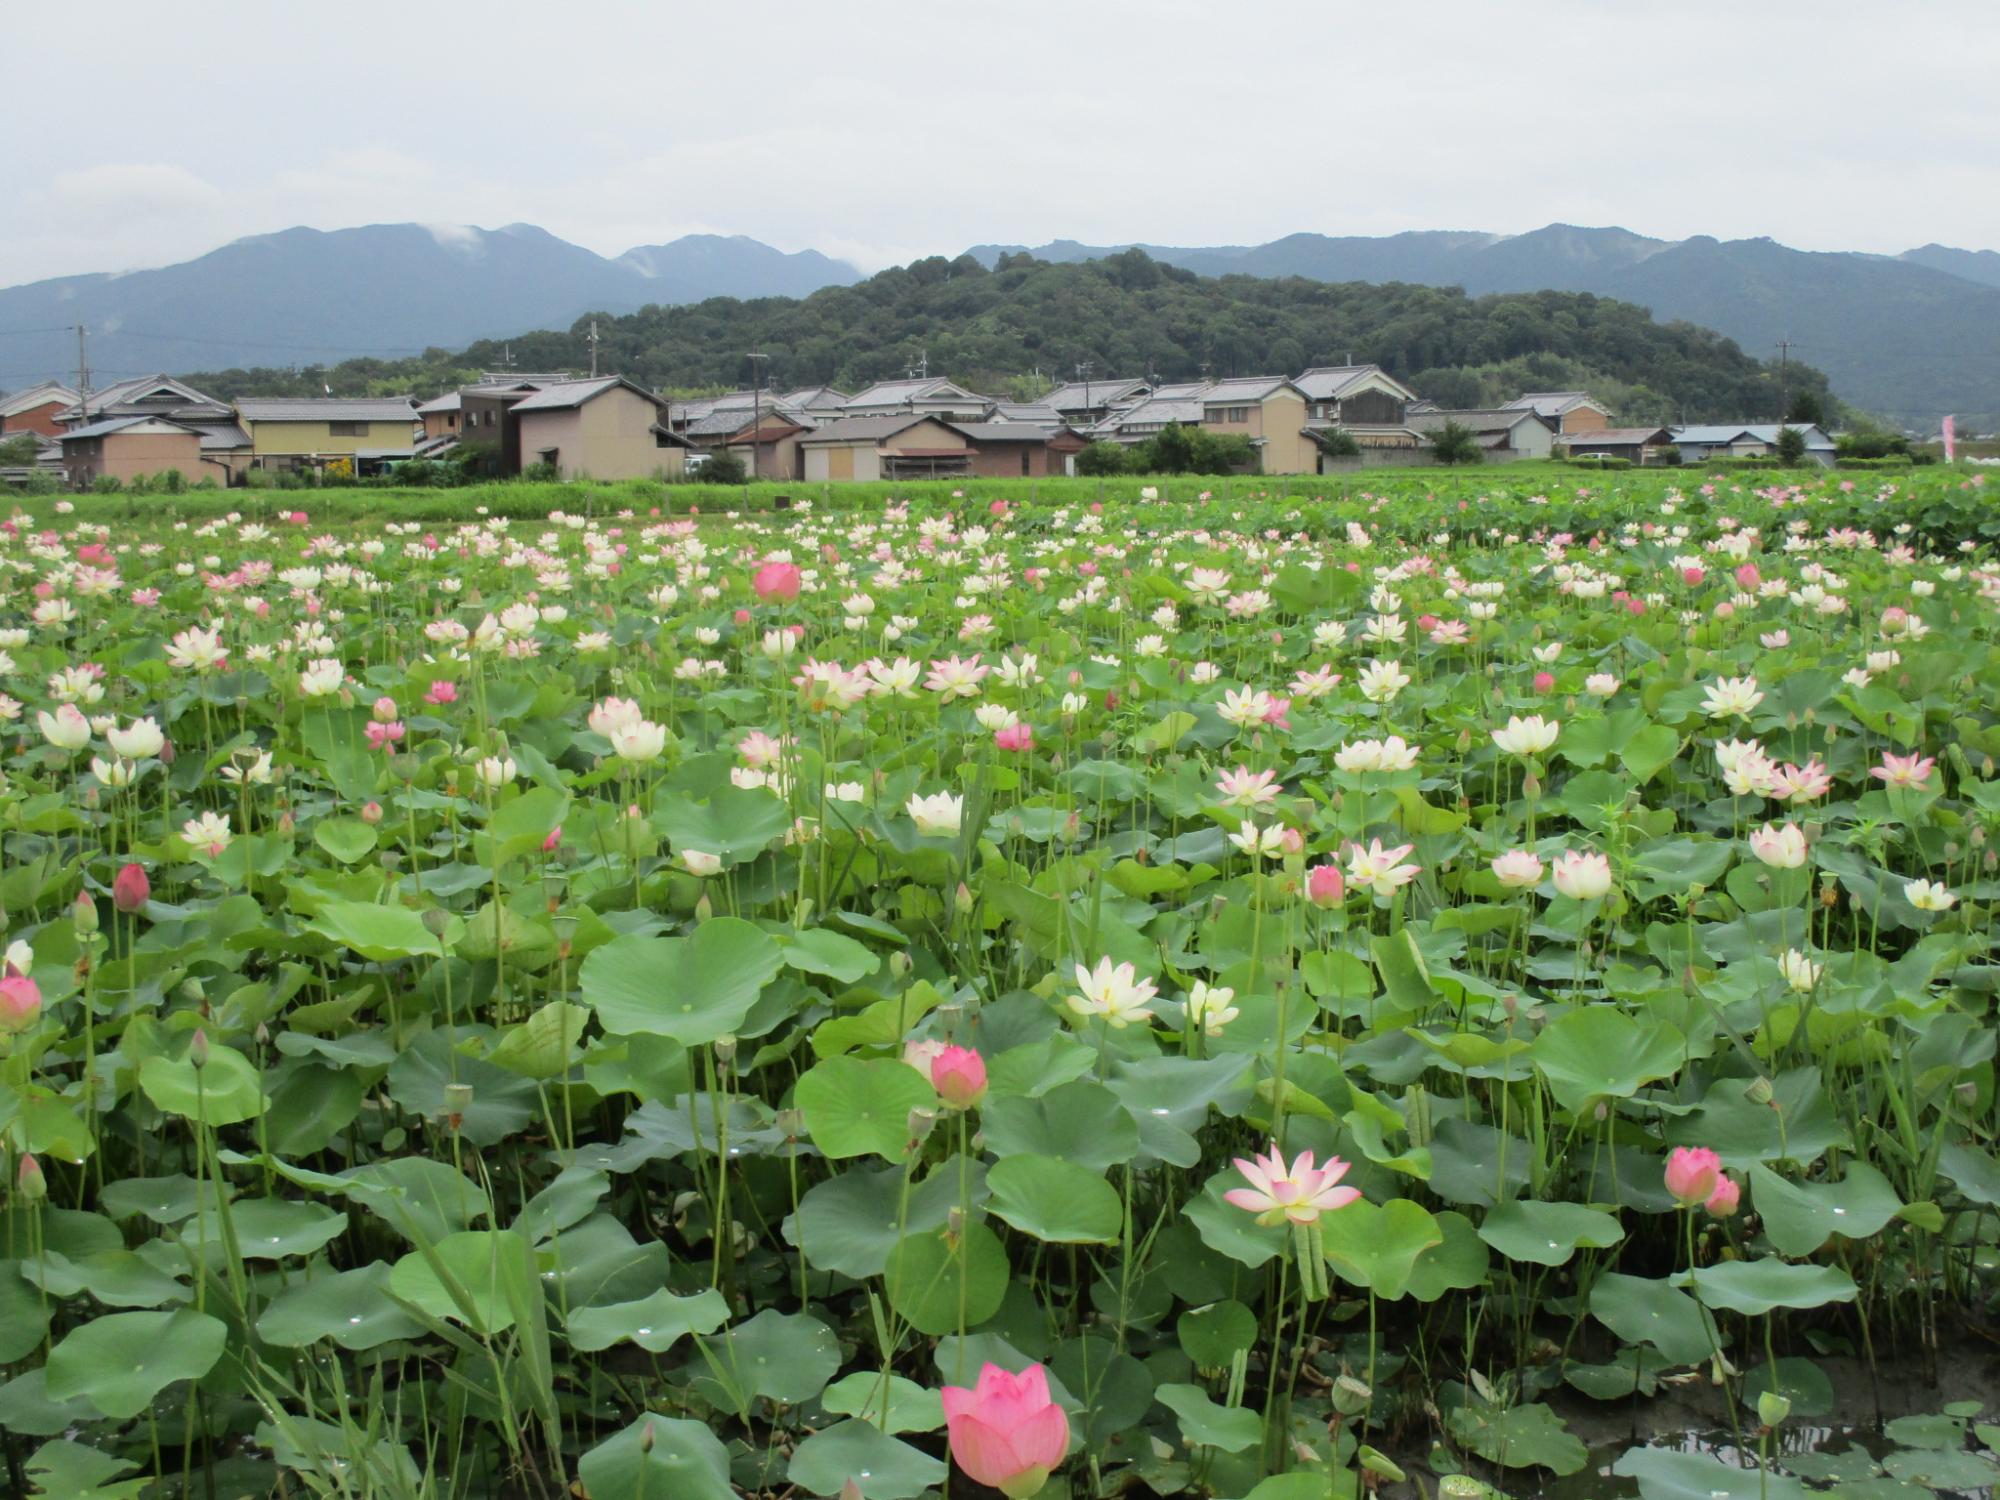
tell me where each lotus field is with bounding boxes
[6,472,2000,1500]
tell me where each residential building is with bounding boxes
[235,397,421,476]
[58,374,233,431]
[684,404,816,481]
[949,421,1089,477]
[1092,384,1211,444]
[801,414,976,480]
[1294,365,1418,426]
[1671,423,1836,467]
[59,417,204,489]
[1198,377,1315,474]
[986,402,1064,427]
[508,377,688,480]
[1503,391,1613,434]
[1,381,80,437]
[841,377,993,420]
[417,392,463,443]
[1042,377,1151,429]
[1406,408,1558,461]
[1564,426,1675,464]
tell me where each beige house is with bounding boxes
[1406,408,1558,461]
[235,398,420,474]
[1199,377,1315,474]
[801,414,973,480]
[59,417,203,488]
[509,377,688,480]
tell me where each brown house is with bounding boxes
[1503,392,1612,434]
[59,417,203,488]
[513,378,687,480]
[801,414,975,480]
[1563,426,1674,464]
[1,382,80,437]
[951,421,1088,477]
[1199,377,1316,474]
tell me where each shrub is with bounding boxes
[1427,420,1484,466]
[1073,442,1129,477]
[697,450,749,485]
[91,475,123,494]
[1775,426,1808,465]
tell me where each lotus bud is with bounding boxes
[694,892,714,924]
[72,889,99,937]
[360,800,383,825]
[954,882,974,916]
[188,1028,210,1070]
[179,976,206,1005]
[421,908,452,940]
[639,1421,655,1455]
[889,951,912,978]
[16,1153,46,1203]
[1744,1076,1776,1107]
[713,1034,738,1064]
[1956,1080,1979,1108]
[1756,1391,1791,1429]
[112,863,150,914]
[905,1106,937,1146]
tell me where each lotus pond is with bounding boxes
[3,471,2000,1500]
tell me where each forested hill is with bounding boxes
[188,249,1832,424]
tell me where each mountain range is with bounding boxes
[3,220,1995,424]
[0,223,860,388]
[967,227,2000,425]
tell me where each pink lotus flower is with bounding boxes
[112,862,150,914]
[1705,1175,1741,1218]
[941,1363,1070,1499]
[364,720,406,752]
[424,681,458,706]
[1305,863,1345,907]
[1664,1145,1722,1207]
[1735,563,1762,591]
[994,722,1034,753]
[753,561,802,601]
[371,695,399,723]
[0,971,41,1034]
[1225,1142,1362,1225]
[930,1045,988,1109]
[1533,671,1556,693]
[1871,752,1935,789]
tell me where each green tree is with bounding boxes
[697,449,749,485]
[1774,426,1808,465]
[1785,390,1827,426]
[1427,420,1483,466]
[1149,422,1195,474]
[1073,442,1129,476]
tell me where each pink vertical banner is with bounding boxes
[1943,414,1956,462]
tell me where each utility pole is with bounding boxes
[1775,337,1793,421]
[587,320,600,379]
[746,352,768,482]
[1076,359,1093,425]
[72,324,91,423]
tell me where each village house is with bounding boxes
[235,397,421,476]
[1406,408,1558,461]
[1671,423,1836,466]
[416,392,462,445]
[57,376,250,485]
[683,403,817,481]
[800,414,977,481]
[1,381,81,437]
[950,421,1089,477]
[1041,377,1151,429]
[1294,365,1418,426]
[493,377,689,480]
[841,377,992,421]
[1091,383,1212,444]
[1198,377,1316,474]
[59,417,205,489]
[1503,391,1613,433]
[1563,426,1675,464]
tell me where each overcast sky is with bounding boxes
[7,0,1997,287]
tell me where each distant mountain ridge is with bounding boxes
[0,223,861,385]
[968,225,2000,422]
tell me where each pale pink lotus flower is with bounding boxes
[1345,838,1420,898]
[1747,822,1808,869]
[1664,1145,1722,1207]
[1225,1142,1362,1226]
[1305,863,1345,907]
[1550,849,1612,900]
[925,655,991,699]
[1871,752,1936,789]
[1773,759,1833,802]
[1491,850,1545,888]
[1065,957,1158,1028]
[1216,765,1282,808]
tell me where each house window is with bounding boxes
[329,421,367,437]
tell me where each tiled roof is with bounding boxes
[1406,408,1544,434]
[60,415,190,441]
[1201,376,1293,403]
[236,397,419,423]
[800,414,939,443]
[417,392,461,414]
[1503,391,1606,417]
[1294,365,1418,402]
[510,377,663,413]
[951,421,1059,443]
[1043,378,1149,411]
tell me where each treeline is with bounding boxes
[187,249,1835,423]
